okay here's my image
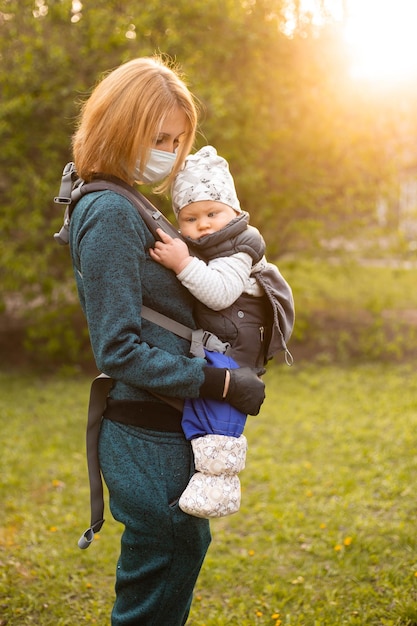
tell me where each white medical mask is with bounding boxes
[135,148,177,184]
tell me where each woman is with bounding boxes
[69,57,265,625]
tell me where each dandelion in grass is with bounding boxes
[344,536,353,546]
[334,544,342,551]
[291,575,305,584]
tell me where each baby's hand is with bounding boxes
[149,229,192,274]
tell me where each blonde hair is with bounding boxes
[72,56,198,191]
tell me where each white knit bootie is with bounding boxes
[179,434,247,518]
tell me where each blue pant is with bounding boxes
[99,419,211,626]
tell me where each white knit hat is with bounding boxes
[172,146,241,217]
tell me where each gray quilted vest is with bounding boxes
[185,212,295,368]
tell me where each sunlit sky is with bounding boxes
[298,0,417,84]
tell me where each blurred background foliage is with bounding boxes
[1,0,417,369]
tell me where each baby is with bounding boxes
[151,145,293,518]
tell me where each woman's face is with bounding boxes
[154,107,187,153]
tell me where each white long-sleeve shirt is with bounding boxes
[176,252,266,311]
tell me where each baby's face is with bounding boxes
[178,200,237,240]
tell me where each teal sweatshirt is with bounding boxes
[69,189,207,402]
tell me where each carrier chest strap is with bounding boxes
[141,305,191,341]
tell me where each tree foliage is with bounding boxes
[0,0,415,363]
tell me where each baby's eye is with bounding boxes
[208,212,216,218]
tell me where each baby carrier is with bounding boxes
[53,163,295,547]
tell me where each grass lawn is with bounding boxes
[1,362,417,625]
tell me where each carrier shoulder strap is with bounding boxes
[76,177,183,242]
[54,162,182,245]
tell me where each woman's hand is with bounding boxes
[225,367,265,415]
[149,229,192,274]
[199,366,265,416]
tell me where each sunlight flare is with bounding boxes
[294,0,417,84]
[345,0,417,83]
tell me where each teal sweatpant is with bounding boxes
[99,418,211,626]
